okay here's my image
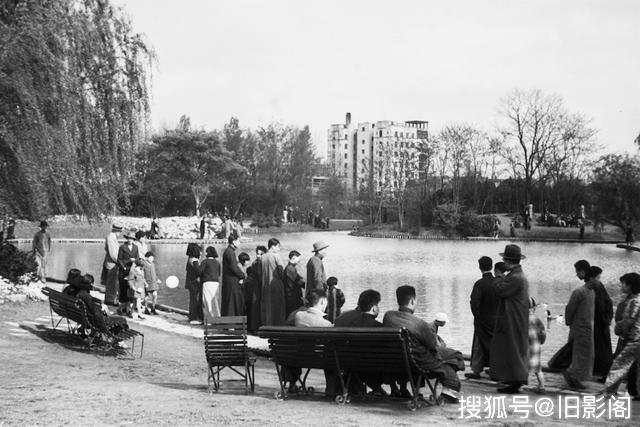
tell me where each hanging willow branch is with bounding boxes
[0,0,154,218]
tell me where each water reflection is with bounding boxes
[19,232,635,360]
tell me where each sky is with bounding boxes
[113,0,640,158]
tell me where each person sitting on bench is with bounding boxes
[383,285,464,404]
[63,270,129,344]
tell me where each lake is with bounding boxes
[19,231,636,361]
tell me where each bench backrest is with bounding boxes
[42,287,96,325]
[204,316,251,366]
[258,326,410,373]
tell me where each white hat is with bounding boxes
[435,312,448,323]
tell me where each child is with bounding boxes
[494,261,507,278]
[325,276,345,324]
[127,259,148,319]
[284,250,305,317]
[142,251,161,315]
[528,297,546,394]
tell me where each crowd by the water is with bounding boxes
[25,218,640,403]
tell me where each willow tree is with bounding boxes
[0,0,153,218]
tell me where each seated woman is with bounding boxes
[63,269,129,344]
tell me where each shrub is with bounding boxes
[0,243,37,283]
[459,212,499,236]
[250,213,279,228]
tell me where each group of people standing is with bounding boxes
[555,260,640,397]
[101,223,161,319]
[183,236,343,331]
[467,244,534,394]
[468,245,640,398]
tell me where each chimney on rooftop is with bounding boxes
[345,112,351,126]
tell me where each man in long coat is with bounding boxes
[244,245,266,333]
[467,256,499,378]
[221,234,246,316]
[261,238,285,326]
[306,240,328,296]
[101,223,122,306]
[490,244,529,393]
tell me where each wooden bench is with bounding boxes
[204,316,255,394]
[258,326,442,411]
[42,287,144,358]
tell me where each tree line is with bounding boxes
[346,88,638,233]
[2,1,638,231]
[127,116,319,219]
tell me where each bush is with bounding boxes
[433,204,498,236]
[459,212,498,236]
[433,204,461,230]
[0,243,37,283]
[250,213,279,228]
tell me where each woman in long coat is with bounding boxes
[591,272,614,379]
[221,235,246,316]
[185,243,203,324]
[563,269,595,388]
[490,245,530,393]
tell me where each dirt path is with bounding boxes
[0,302,637,426]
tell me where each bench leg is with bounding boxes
[273,364,287,400]
[48,306,64,334]
[139,334,144,358]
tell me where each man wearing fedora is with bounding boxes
[490,244,530,393]
[32,220,52,283]
[101,223,122,306]
[117,229,139,316]
[306,240,328,297]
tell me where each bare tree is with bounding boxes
[498,89,566,204]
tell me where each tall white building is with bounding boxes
[327,112,429,193]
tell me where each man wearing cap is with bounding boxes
[101,223,122,306]
[467,256,499,379]
[490,244,530,393]
[32,220,51,283]
[306,240,328,297]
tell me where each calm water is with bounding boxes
[20,232,636,360]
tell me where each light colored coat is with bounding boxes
[305,254,326,296]
[103,232,119,269]
[294,307,332,327]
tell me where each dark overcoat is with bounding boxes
[470,272,499,366]
[244,259,262,332]
[592,280,613,376]
[221,245,246,316]
[489,264,530,384]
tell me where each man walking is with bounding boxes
[101,223,122,306]
[490,244,530,393]
[306,240,328,296]
[467,256,499,379]
[32,220,51,283]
